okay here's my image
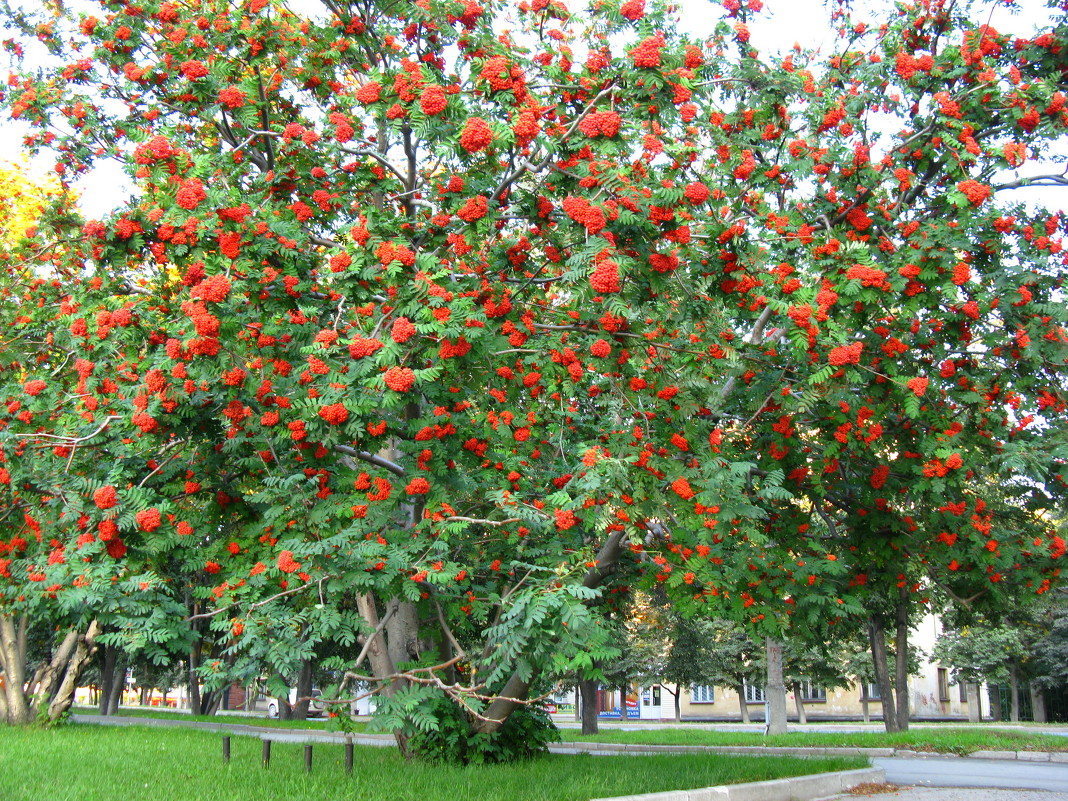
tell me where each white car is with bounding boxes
[266,687,326,718]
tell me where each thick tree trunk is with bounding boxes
[187,645,201,714]
[764,637,787,735]
[1009,664,1020,722]
[966,682,981,722]
[106,656,124,715]
[791,681,807,725]
[45,621,101,721]
[619,685,628,721]
[868,615,899,732]
[736,684,750,723]
[98,644,119,716]
[355,592,412,754]
[579,676,599,735]
[291,659,314,720]
[0,618,100,724]
[0,615,32,724]
[1030,684,1047,723]
[894,588,910,732]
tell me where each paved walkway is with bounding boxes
[830,790,1068,801]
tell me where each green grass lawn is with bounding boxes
[72,705,370,732]
[0,724,866,801]
[571,726,1068,754]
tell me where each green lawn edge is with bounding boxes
[570,725,1068,755]
[0,723,867,801]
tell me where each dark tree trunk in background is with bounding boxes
[869,615,899,732]
[579,677,599,735]
[292,659,314,720]
[894,587,910,732]
[736,685,750,723]
[791,681,807,725]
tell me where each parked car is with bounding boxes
[266,687,326,718]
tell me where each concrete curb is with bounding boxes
[589,767,885,801]
[555,740,1066,762]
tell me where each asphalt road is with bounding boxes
[876,756,1068,792]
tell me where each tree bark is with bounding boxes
[1008,664,1020,722]
[187,644,201,714]
[736,684,750,723]
[868,615,899,732]
[1030,684,1046,723]
[98,644,118,716]
[791,681,807,725]
[105,655,125,715]
[894,587,910,732]
[355,592,412,754]
[579,676,599,735]
[673,684,681,722]
[966,682,981,722]
[291,659,314,720]
[0,614,32,724]
[764,637,787,735]
[45,620,101,722]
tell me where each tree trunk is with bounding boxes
[579,676,599,735]
[736,684,750,723]
[1030,684,1047,723]
[764,637,787,735]
[355,592,411,754]
[45,621,101,722]
[894,587,910,732]
[860,684,870,724]
[966,682,981,722]
[1009,664,1020,722]
[673,684,681,722]
[187,644,201,715]
[105,656,124,715]
[291,659,314,721]
[619,685,628,721]
[98,644,119,716]
[200,687,224,716]
[791,681,807,725]
[0,614,32,724]
[868,615,899,732]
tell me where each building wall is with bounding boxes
[679,612,983,720]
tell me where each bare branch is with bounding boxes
[334,444,406,476]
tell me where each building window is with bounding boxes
[798,681,826,702]
[960,682,969,703]
[691,685,715,704]
[744,682,765,703]
[938,668,950,702]
[861,682,881,701]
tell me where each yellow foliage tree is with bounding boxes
[0,159,63,250]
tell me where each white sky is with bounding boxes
[0,0,1058,218]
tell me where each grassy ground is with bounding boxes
[0,724,866,801]
[571,726,1068,754]
[71,705,369,731]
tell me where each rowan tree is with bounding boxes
[1,0,1066,757]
